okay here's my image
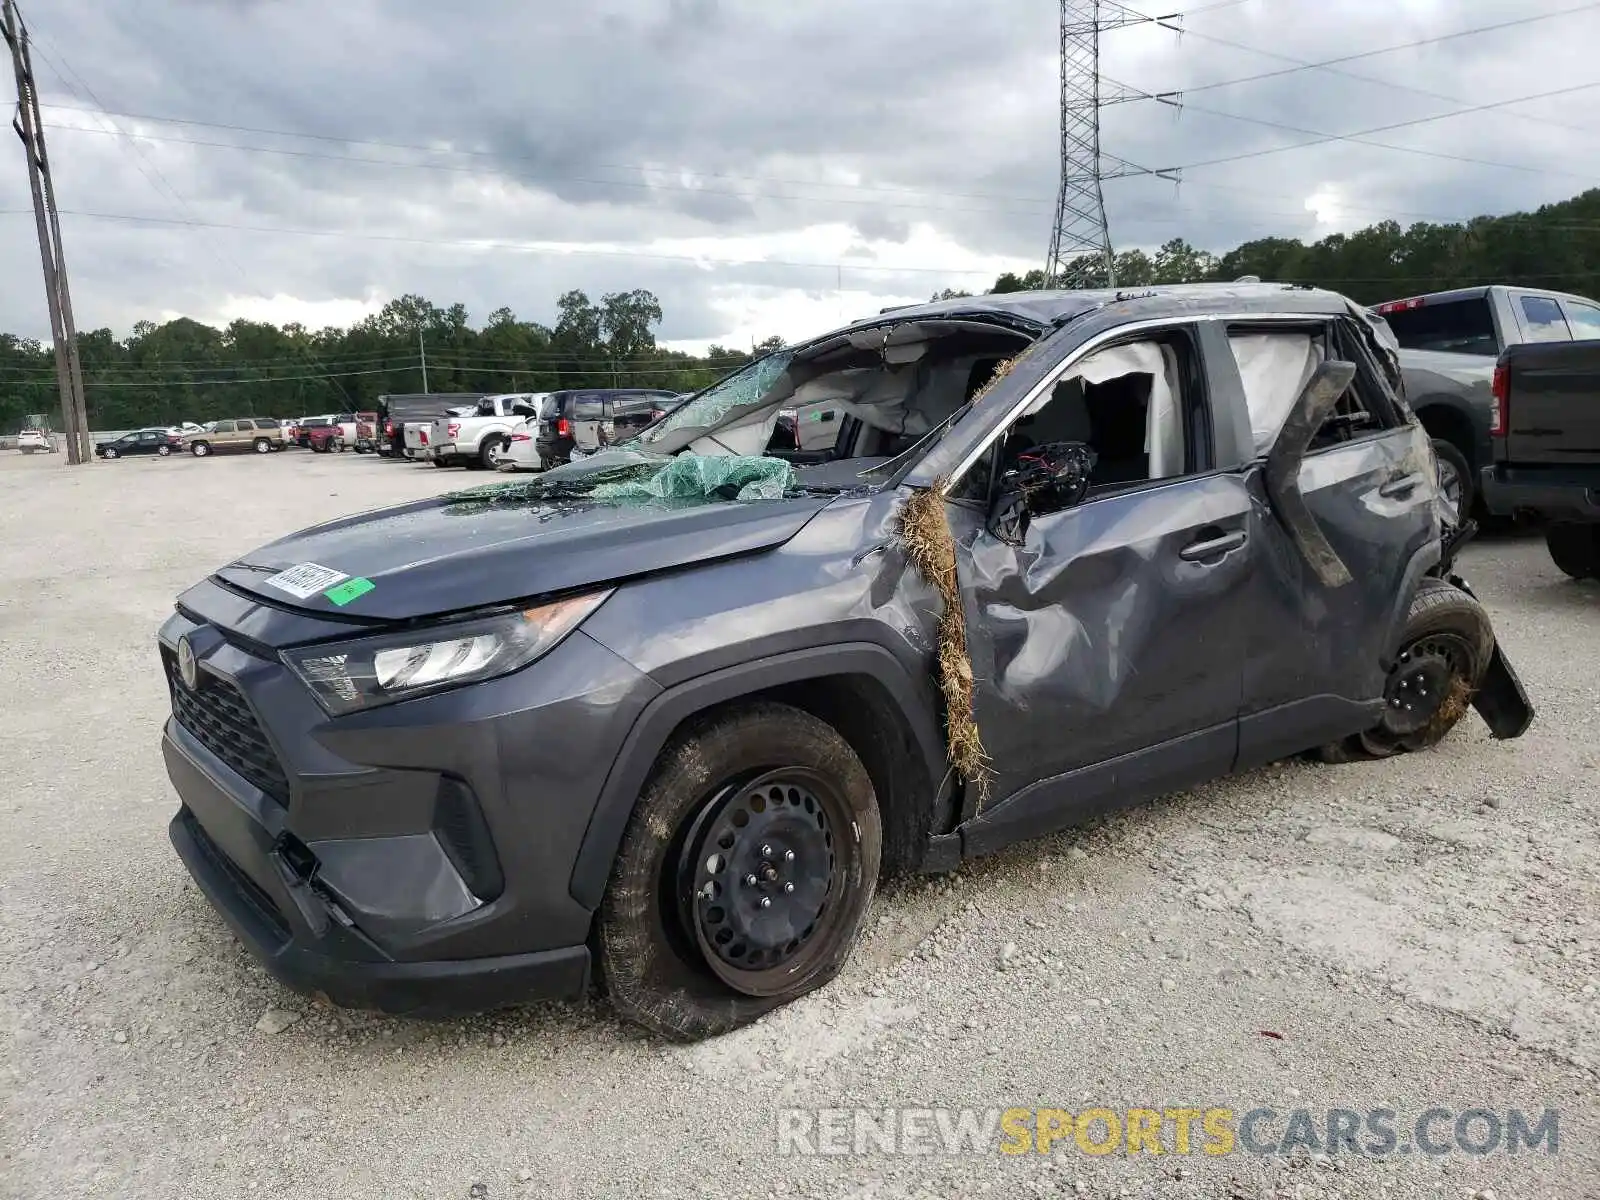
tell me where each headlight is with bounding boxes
[284,590,611,715]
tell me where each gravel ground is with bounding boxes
[1,448,1597,1200]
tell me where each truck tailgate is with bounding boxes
[1501,340,1600,464]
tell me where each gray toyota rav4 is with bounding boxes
[159,284,1532,1040]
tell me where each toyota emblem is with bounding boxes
[177,636,198,690]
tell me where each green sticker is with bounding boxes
[323,577,375,607]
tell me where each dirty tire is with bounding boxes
[597,701,881,1041]
[1430,438,1473,524]
[1545,523,1600,580]
[1315,578,1493,762]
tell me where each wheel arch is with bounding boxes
[569,643,950,910]
[1411,395,1480,466]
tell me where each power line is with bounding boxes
[1174,1,1600,98]
[1170,79,1600,174]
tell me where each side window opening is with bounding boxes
[1519,295,1572,344]
[1227,322,1405,458]
[954,330,1199,508]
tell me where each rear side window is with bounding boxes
[253,417,279,428]
[1519,296,1572,343]
[1565,300,1600,339]
[572,395,606,419]
[236,419,256,431]
[1380,298,1497,355]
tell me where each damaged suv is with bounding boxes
[159,284,1532,1040]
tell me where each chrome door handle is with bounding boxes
[1179,530,1247,561]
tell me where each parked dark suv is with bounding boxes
[158,284,1531,1041]
[535,388,681,467]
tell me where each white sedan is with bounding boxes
[494,417,542,472]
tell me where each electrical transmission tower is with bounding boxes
[1045,0,1180,290]
[4,0,91,463]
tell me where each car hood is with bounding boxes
[215,490,835,622]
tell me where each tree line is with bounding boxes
[7,186,1600,433]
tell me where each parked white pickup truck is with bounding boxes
[427,393,546,469]
[403,406,475,460]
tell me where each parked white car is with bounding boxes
[494,395,555,472]
[427,393,547,469]
[17,428,53,454]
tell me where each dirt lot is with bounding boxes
[1,447,1597,1200]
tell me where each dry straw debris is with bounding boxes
[899,485,989,806]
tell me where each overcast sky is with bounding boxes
[5,0,1599,352]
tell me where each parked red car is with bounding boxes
[306,425,346,453]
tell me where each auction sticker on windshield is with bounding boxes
[262,562,349,600]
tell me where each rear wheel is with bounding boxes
[1315,579,1493,762]
[1430,439,1473,526]
[253,438,271,454]
[189,441,210,457]
[1546,524,1600,580]
[597,702,882,1041]
[480,436,508,470]
[429,456,448,468]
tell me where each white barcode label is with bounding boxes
[262,562,349,600]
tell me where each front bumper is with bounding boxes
[1480,465,1600,522]
[169,804,589,1014]
[158,584,662,1013]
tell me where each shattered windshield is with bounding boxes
[633,350,795,453]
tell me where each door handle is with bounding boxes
[1179,530,1247,561]
[1378,472,1425,498]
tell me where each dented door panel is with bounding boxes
[948,472,1258,835]
[1241,424,1438,746]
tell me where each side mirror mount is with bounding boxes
[1263,360,1357,587]
[986,440,1097,545]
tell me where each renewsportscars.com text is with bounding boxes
[776,1106,1559,1159]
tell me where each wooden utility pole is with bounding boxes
[4,0,90,463]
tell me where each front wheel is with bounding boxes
[480,436,508,470]
[190,441,211,457]
[103,447,119,460]
[1316,579,1493,761]
[157,444,171,457]
[597,702,882,1041]
[1546,524,1600,580]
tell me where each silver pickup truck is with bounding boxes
[1374,285,1600,520]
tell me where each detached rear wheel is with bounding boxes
[597,702,881,1041]
[1316,579,1493,761]
[1546,524,1600,580]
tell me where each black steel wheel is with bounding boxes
[677,768,848,997]
[598,702,881,1041]
[1316,579,1493,761]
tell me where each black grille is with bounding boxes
[165,650,290,806]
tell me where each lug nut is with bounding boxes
[784,882,795,894]
[761,844,773,856]
[784,850,795,862]
[744,873,757,886]
[760,897,773,909]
